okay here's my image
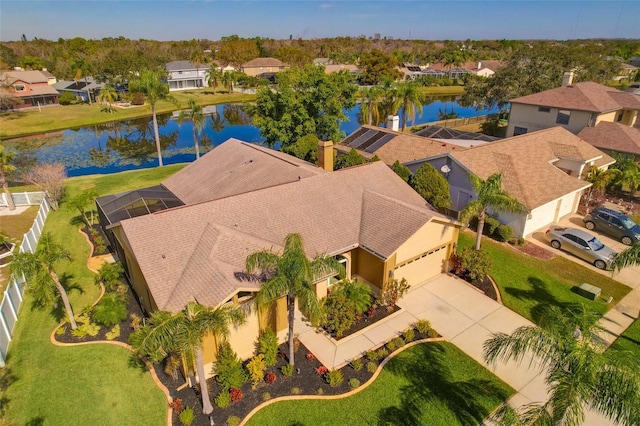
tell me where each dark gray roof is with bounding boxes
[96,185,184,226]
[166,61,207,71]
[340,127,397,154]
[414,126,500,142]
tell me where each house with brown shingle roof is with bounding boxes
[107,140,461,365]
[413,127,614,237]
[1,69,60,110]
[506,77,640,137]
[578,121,640,161]
[240,57,288,77]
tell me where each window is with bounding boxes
[14,84,25,91]
[616,111,624,122]
[538,106,551,113]
[556,110,571,125]
[513,126,528,136]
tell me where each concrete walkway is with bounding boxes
[298,272,638,425]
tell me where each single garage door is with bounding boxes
[393,244,449,287]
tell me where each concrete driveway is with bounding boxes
[529,213,640,290]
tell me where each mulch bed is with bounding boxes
[511,241,555,260]
[166,327,438,426]
[82,224,111,256]
[322,303,401,340]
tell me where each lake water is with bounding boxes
[5,98,499,177]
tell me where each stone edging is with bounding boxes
[239,337,447,426]
[487,275,503,304]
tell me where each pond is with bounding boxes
[4,97,499,177]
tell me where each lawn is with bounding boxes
[608,318,640,357]
[246,342,514,426]
[0,90,256,139]
[458,232,631,323]
[1,165,185,425]
[0,205,40,292]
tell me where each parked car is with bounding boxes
[544,226,617,270]
[583,207,640,246]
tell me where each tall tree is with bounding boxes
[98,84,118,114]
[582,165,618,206]
[245,233,344,365]
[484,304,640,426]
[128,69,178,167]
[71,57,93,104]
[190,50,208,88]
[10,232,78,329]
[409,163,451,210]
[129,302,245,415]
[205,65,222,94]
[460,173,527,250]
[393,81,423,132]
[358,49,403,85]
[177,98,205,159]
[0,144,16,211]
[358,85,383,126]
[252,65,357,148]
[216,35,259,69]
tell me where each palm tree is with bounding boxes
[378,78,398,122]
[205,65,222,94]
[393,81,423,132]
[129,302,245,415]
[98,84,118,114]
[71,58,93,104]
[128,69,178,167]
[618,162,640,197]
[484,304,640,426]
[582,165,618,206]
[0,144,16,211]
[177,98,205,159]
[190,50,208,89]
[358,86,383,126]
[10,232,77,329]
[330,279,371,316]
[245,233,344,365]
[221,71,236,93]
[460,173,527,250]
[612,244,640,271]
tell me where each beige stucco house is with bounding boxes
[506,77,640,137]
[240,58,288,77]
[100,139,461,373]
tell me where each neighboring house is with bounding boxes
[240,57,288,77]
[166,60,212,91]
[414,127,614,237]
[506,75,640,137]
[461,61,505,78]
[1,69,59,109]
[578,121,640,161]
[614,63,639,81]
[335,125,469,164]
[322,64,359,75]
[100,138,461,368]
[40,69,57,85]
[53,77,105,102]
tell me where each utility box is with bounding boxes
[578,283,601,301]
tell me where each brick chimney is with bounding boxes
[562,71,574,87]
[317,140,333,172]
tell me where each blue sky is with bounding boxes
[1,1,639,42]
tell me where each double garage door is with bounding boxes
[393,244,450,287]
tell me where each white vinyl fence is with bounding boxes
[0,193,50,367]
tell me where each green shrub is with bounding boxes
[457,246,492,282]
[226,416,241,426]
[131,92,145,105]
[105,324,120,340]
[415,319,432,334]
[402,328,415,343]
[316,387,324,395]
[409,162,452,209]
[59,91,77,105]
[215,341,248,389]
[349,378,360,389]
[365,349,378,361]
[426,328,439,338]
[92,292,128,327]
[246,354,266,389]
[377,348,389,359]
[483,217,500,235]
[366,362,377,373]
[322,293,355,337]
[98,261,124,291]
[493,224,514,242]
[291,387,301,395]
[379,278,410,307]
[387,337,405,352]
[214,390,231,409]
[350,358,363,371]
[71,313,100,337]
[391,160,412,182]
[262,392,271,401]
[325,369,344,387]
[281,363,294,377]
[256,328,279,366]
[331,279,372,315]
[179,406,194,426]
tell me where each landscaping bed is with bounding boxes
[322,303,401,340]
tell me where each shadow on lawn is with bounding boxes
[0,364,15,418]
[37,273,84,324]
[503,277,578,323]
[376,343,511,426]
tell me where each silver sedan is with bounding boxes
[544,226,618,270]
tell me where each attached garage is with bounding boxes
[393,243,451,287]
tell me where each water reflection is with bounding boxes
[4,98,498,177]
